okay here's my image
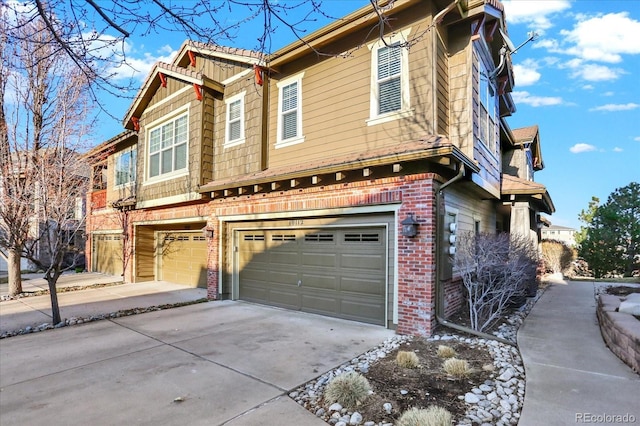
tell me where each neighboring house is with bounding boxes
[542,224,576,247]
[0,149,88,272]
[86,0,554,336]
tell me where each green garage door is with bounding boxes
[93,234,123,276]
[239,227,386,325]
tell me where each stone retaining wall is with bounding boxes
[597,294,640,373]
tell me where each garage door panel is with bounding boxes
[340,277,385,295]
[269,251,299,266]
[301,252,337,268]
[340,299,385,325]
[269,270,298,284]
[340,253,384,271]
[93,235,123,276]
[301,294,337,314]
[268,289,300,308]
[301,274,338,290]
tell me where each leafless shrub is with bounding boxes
[396,351,420,368]
[453,232,538,332]
[541,239,575,274]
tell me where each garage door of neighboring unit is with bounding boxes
[159,231,208,288]
[93,234,123,276]
[238,228,386,325]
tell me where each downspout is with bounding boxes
[435,163,516,346]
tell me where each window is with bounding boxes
[367,28,412,125]
[148,112,188,179]
[115,148,136,186]
[276,72,305,148]
[478,59,498,155]
[377,44,402,114]
[225,92,245,147]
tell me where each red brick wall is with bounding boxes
[87,173,448,337]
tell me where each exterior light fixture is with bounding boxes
[202,227,214,239]
[401,213,419,237]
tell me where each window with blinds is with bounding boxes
[377,44,402,114]
[276,72,305,147]
[225,92,246,147]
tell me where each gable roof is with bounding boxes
[511,125,544,171]
[173,40,263,69]
[123,62,225,130]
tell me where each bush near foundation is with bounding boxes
[323,372,371,410]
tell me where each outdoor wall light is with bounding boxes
[401,213,419,237]
[203,227,214,239]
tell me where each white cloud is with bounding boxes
[513,59,541,86]
[502,1,571,32]
[590,103,639,112]
[582,84,594,90]
[564,61,624,82]
[570,143,596,153]
[107,45,178,81]
[635,136,640,142]
[613,147,623,152]
[560,12,640,63]
[512,91,563,107]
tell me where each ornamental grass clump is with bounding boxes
[396,350,420,368]
[437,345,457,359]
[397,406,453,426]
[323,372,371,410]
[442,357,471,379]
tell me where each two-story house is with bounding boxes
[86,0,554,337]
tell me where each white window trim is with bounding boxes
[224,91,246,148]
[477,55,499,159]
[144,106,190,184]
[366,28,413,126]
[113,147,136,189]
[276,71,305,149]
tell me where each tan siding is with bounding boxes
[436,30,450,136]
[213,76,264,180]
[445,187,496,234]
[266,5,437,171]
[137,87,204,202]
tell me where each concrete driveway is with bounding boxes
[0,300,394,425]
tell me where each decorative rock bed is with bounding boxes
[597,294,640,373]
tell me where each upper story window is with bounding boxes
[115,147,136,187]
[147,111,188,180]
[367,28,412,126]
[478,59,498,156]
[276,72,305,148]
[225,91,246,147]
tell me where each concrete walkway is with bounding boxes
[517,281,640,426]
[0,272,207,334]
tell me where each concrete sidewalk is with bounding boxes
[0,272,207,335]
[517,281,640,426]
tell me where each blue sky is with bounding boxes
[95,0,640,229]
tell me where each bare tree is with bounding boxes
[453,232,538,332]
[1,1,439,116]
[0,11,93,323]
